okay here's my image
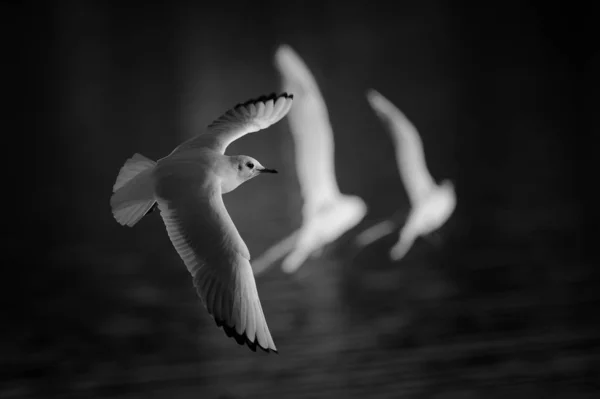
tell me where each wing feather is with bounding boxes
[155,172,277,353]
[274,45,341,215]
[176,93,294,155]
[366,89,437,205]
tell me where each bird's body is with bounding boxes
[252,45,367,276]
[280,195,366,272]
[354,90,456,261]
[110,93,293,352]
[386,180,456,260]
[155,148,243,194]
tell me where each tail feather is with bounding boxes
[110,153,157,227]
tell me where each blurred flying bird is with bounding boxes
[354,89,456,261]
[252,44,367,276]
[110,93,294,353]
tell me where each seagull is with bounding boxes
[252,45,367,276]
[109,93,294,353]
[354,89,456,261]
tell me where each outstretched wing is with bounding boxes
[154,166,277,353]
[354,219,398,248]
[274,45,341,216]
[176,93,294,155]
[366,89,437,205]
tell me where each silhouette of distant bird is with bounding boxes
[252,45,367,276]
[355,89,456,261]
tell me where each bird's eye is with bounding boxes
[246,162,254,169]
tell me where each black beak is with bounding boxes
[258,168,278,174]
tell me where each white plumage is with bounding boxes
[110,93,293,352]
[355,89,456,261]
[252,45,367,276]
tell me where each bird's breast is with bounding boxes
[220,177,242,194]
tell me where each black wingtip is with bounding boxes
[214,317,275,354]
[144,202,158,216]
[234,92,294,109]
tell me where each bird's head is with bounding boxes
[438,178,457,212]
[233,155,278,182]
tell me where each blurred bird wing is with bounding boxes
[390,222,418,261]
[154,169,277,352]
[366,89,436,205]
[275,45,341,215]
[176,93,294,155]
[252,230,299,276]
[354,219,398,248]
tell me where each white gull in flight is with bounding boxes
[252,44,367,276]
[355,89,456,261]
[110,93,294,352]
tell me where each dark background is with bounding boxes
[5,1,596,398]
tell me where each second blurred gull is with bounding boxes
[354,89,456,261]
